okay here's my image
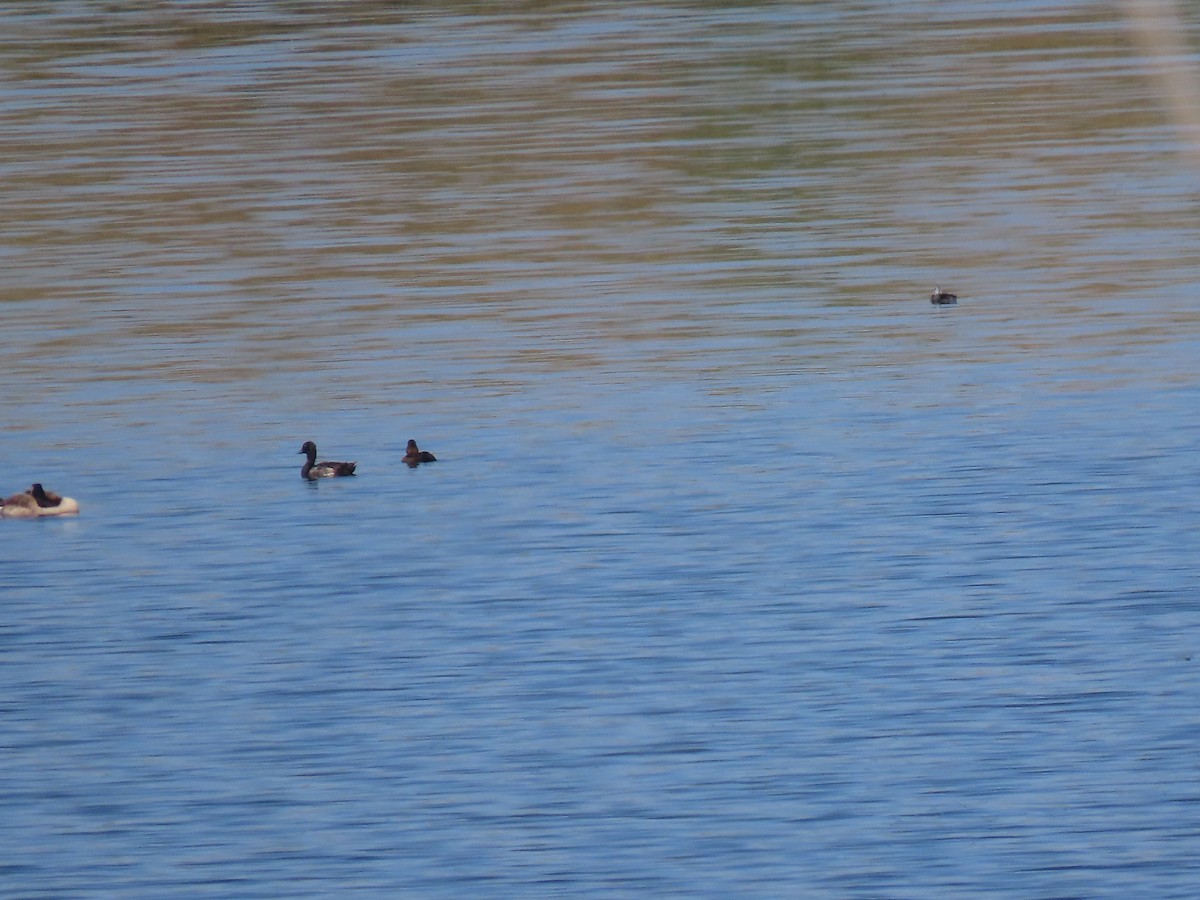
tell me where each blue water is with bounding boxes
[3,3,1200,897]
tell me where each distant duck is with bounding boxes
[403,439,437,466]
[1,483,79,518]
[299,441,357,480]
[29,483,79,515]
[930,287,958,305]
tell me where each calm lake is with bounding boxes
[2,2,1199,897]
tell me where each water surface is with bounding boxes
[2,3,1199,897]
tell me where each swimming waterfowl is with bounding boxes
[1,483,79,517]
[403,439,437,466]
[930,287,958,305]
[29,483,78,514]
[299,441,357,480]
[29,483,61,506]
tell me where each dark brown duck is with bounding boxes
[299,441,357,480]
[403,439,437,467]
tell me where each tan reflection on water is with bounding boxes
[1,2,1197,407]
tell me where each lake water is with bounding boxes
[2,2,1199,897]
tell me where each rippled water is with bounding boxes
[3,2,1200,897]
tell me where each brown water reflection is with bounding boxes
[3,5,1196,324]
[1,3,1195,402]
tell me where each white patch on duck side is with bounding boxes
[37,496,79,516]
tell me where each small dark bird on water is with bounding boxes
[404,439,437,467]
[930,287,958,305]
[299,441,357,480]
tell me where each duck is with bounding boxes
[299,441,357,480]
[930,287,958,305]
[29,483,79,515]
[1,483,80,517]
[403,439,437,466]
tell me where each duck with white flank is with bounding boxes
[403,439,437,467]
[1,483,80,518]
[299,441,357,480]
[930,287,958,305]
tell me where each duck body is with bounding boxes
[0,491,39,518]
[1,483,79,517]
[35,495,80,516]
[403,439,437,466]
[29,483,79,515]
[930,287,958,305]
[299,441,357,480]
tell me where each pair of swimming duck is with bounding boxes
[299,439,436,480]
[0,483,80,518]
